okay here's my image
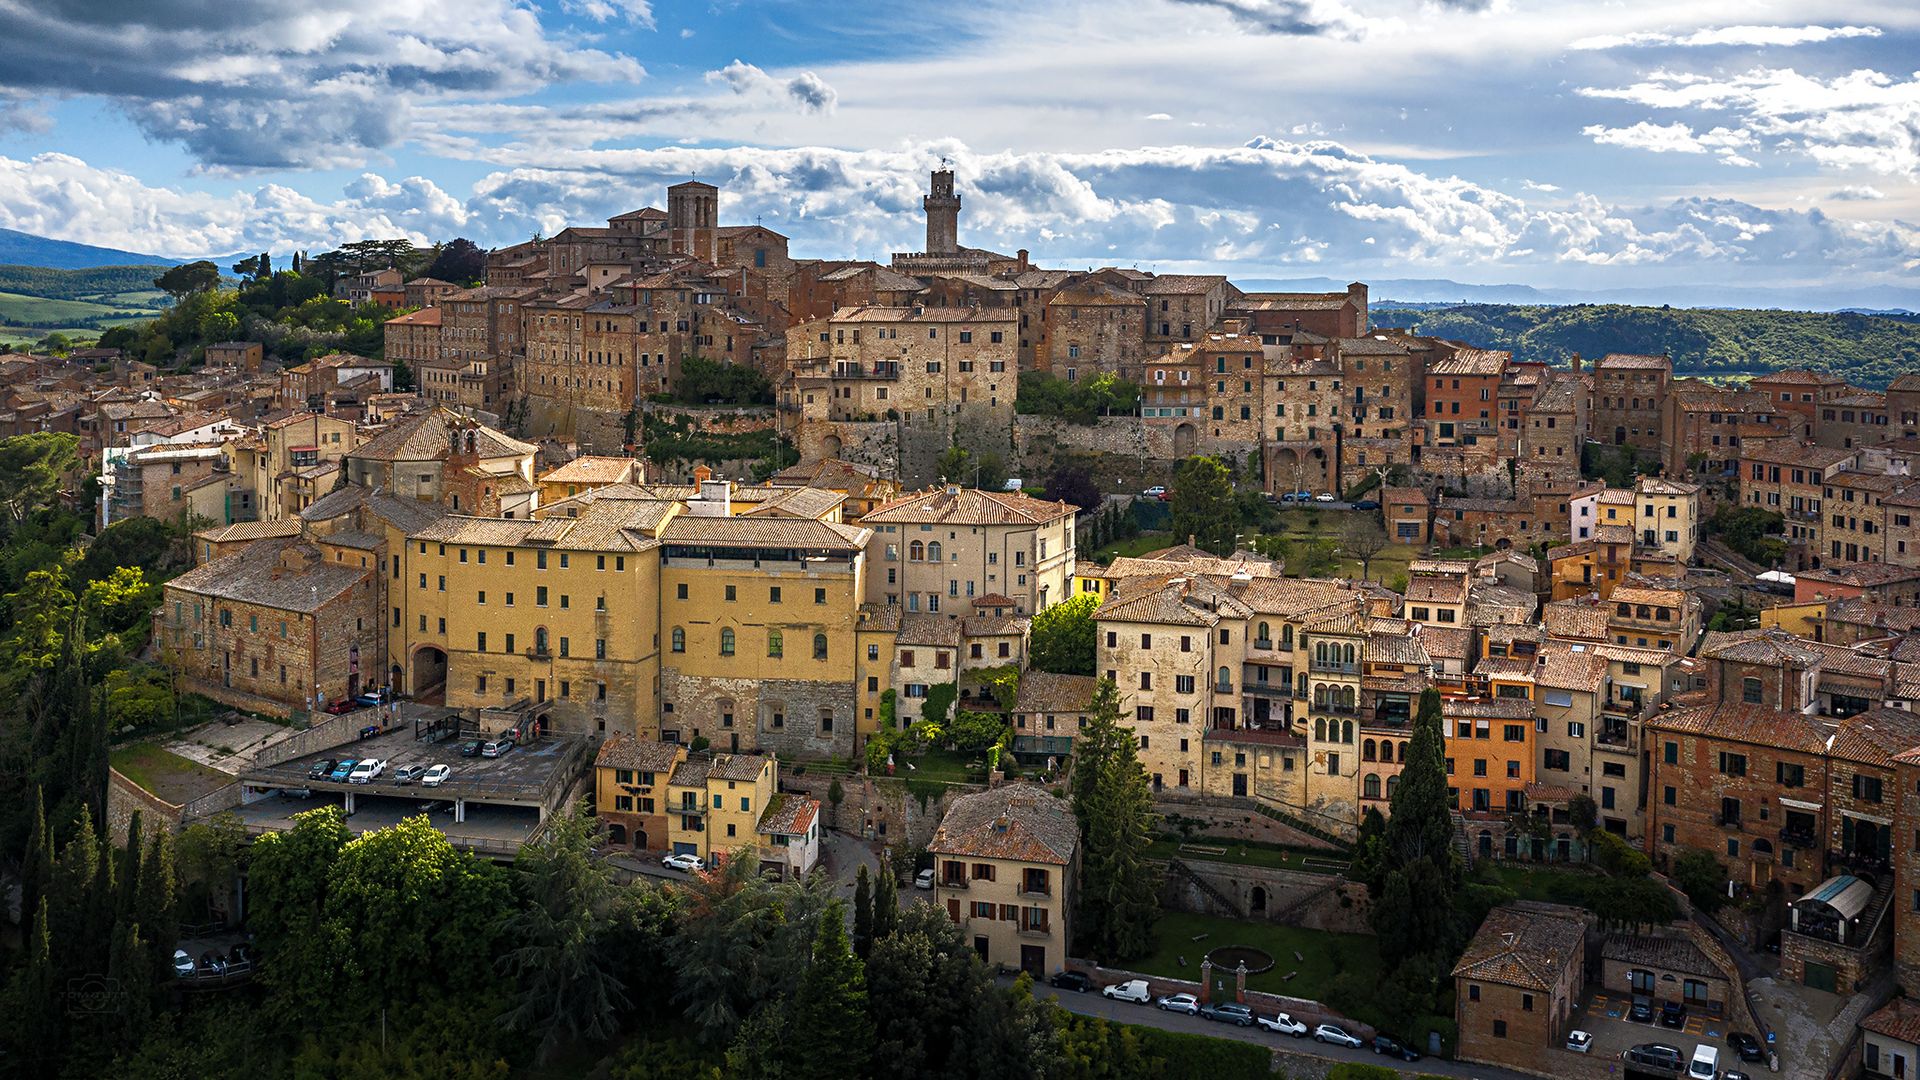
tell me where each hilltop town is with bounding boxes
[10,164,1920,1079]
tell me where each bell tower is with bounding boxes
[923,167,960,255]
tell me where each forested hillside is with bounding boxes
[0,264,172,300]
[1370,302,1920,389]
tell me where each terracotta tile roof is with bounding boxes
[1452,903,1587,991]
[1428,349,1510,376]
[1139,273,1228,295]
[1751,368,1843,386]
[166,536,368,613]
[1829,708,1920,767]
[539,456,642,486]
[1800,562,1920,588]
[595,733,684,773]
[1442,696,1535,720]
[709,753,771,782]
[1332,336,1409,356]
[757,794,819,837]
[193,519,301,545]
[352,406,533,462]
[1096,575,1250,627]
[1544,598,1611,642]
[1595,353,1671,371]
[660,515,869,551]
[1475,656,1537,682]
[1649,702,1830,755]
[1013,671,1100,715]
[1862,998,1920,1046]
[667,759,711,788]
[1420,626,1475,660]
[1367,632,1431,667]
[1206,725,1306,748]
[896,612,962,648]
[929,783,1077,864]
[1700,628,1823,667]
[1380,486,1429,506]
[1535,641,1609,690]
[860,486,1074,527]
[1601,933,1715,977]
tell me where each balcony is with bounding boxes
[1214,681,1234,695]
[1829,849,1891,875]
[1017,923,1053,939]
[938,877,968,890]
[676,802,708,817]
[1017,885,1052,900]
[1316,704,1359,716]
[1778,827,1817,849]
[1310,660,1360,675]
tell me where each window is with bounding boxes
[768,630,783,657]
[813,633,829,660]
[1718,752,1747,777]
[1742,676,1764,704]
[720,628,735,655]
[671,627,685,653]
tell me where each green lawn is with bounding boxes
[1262,509,1419,583]
[1480,862,1606,903]
[110,743,232,805]
[1148,836,1348,875]
[1134,911,1381,997]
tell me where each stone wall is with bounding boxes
[1159,856,1372,933]
[779,767,984,852]
[105,767,184,844]
[792,419,897,475]
[661,671,856,760]
[1013,415,1179,491]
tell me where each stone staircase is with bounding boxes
[1451,811,1473,869]
[1166,856,1246,919]
[1243,799,1355,853]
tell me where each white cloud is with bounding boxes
[705,60,838,114]
[1522,180,1560,192]
[1580,66,1920,176]
[1581,121,1759,166]
[560,0,656,27]
[1829,184,1887,201]
[1568,24,1882,51]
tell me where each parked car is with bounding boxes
[421,764,451,787]
[663,852,704,873]
[1049,970,1092,993]
[1372,1034,1421,1061]
[416,800,450,815]
[1661,1000,1687,1028]
[481,739,513,758]
[172,949,195,978]
[323,698,357,715]
[1725,1072,1753,1080]
[1141,485,1167,498]
[307,759,335,780]
[1314,1024,1363,1048]
[914,868,935,890]
[1623,1043,1684,1070]
[1314,492,1336,503]
[198,951,226,975]
[1257,1012,1308,1037]
[1101,979,1151,1004]
[1689,1044,1719,1080]
[1155,993,1200,1015]
[1200,1002,1255,1027]
[459,740,482,757]
[1352,499,1380,510]
[348,758,387,784]
[1629,994,1655,1022]
[1290,490,1312,501]
[1728,1032,1764,1062]
[328,759,358,782]
[391,764,425,784]
[1566,1030,1593,1053]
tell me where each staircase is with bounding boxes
[1243,799,1355,853]
[1858,873,1897,951]
[1451,811,1474,869]
[1166,856,1246,919]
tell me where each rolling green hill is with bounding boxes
[1371,302,1920,389]
[0,263,174,300]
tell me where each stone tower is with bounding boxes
[667,179,719,263]
[924,168,960,255]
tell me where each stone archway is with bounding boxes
[410,645,447,697]
[1172,422,1198,457]
[821,434,843,458]
[1250,885,1267,914]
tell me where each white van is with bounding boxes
[1689,1044,1719,1080]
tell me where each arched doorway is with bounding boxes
[1250,886,1267,914]
[1172,422,1198,457]
[820,434,842,458]
[410,645,447,697]
[607,823,627,847]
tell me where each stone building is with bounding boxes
[1452,903,1589,1073]
[1032,281,1148,379]
[593,734,686,851]
[1739,440,1857,569]
[1751,368,1847,423]
[1524,372,1588,469]
[384,307,442,370]
[856,485,1076,616]
[929,783,1079,977]
[1590,353,1671,450]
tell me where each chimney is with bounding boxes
[1568,352,1582,374]
[1017,249,1030,273]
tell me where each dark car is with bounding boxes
[1200,1002,1255,1027]
[1352,499,1381,511]
[1624,1043,1684,1071]
[308,759,335,780]
[324,698,356,715]
[197,951,226,975]
[1725,1072,1753,1080]
[459,740,482,757]
[1629,995,1654,1022]
[1049,970,1091,993]
[1372,1034,1421,1061]
[1660,1000,1686,1028]
[1728,1032,1764,1062]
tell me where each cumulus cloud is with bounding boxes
[1829,185,1886,201]
[0,0,645,170]
[1569,24,1882,51]
[706,60,839,114]
[560,0,656,27]
[1580,66,1920,176]
[1581,121,1758,166]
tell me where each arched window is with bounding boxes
[814,633,829,660]
[1315,642,1328,663]
[720,628,735,656]
[1363,739,1377,761]
[1341,719,1353,743]
[1343,643,1355,664]
[1314,717,1326,741]
[1363,775,1381,799]
[1342,685,1356,708]
[534,627,548,653]
[928,541,943,562]
[1314,684,1328,707]
[1281,625,1293,647]
[767,629,783,657]
[1217,666,1230,689]
[909,540,925,561]
[671,627,684,653]
[1397,741,1407,763]
[1257,621,1271,644]
[1387,774,1401,798]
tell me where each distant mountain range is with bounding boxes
[1241,276,1920,315]
[0,227,187,270]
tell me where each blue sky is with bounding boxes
[0,0,1914,294]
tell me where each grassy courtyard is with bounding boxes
[109,743,233,805]
[1133,911,1381,998]
[1147,835,1348,876]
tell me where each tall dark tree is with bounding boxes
[424,237,488,284]
[1383,688,1457,877]
[1169,455,1237,554]
[852,864,874,959]
[1044,464,1102,511]
[785,902,872,1080]
[867,902,989,1079]
[871,864,898,942]
[1071,678,1160,961]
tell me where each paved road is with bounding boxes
[1020,979,1538,1080]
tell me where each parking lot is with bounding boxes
[233,791,543,853]
[1565,989,1759,1075]
[242,723,585,804]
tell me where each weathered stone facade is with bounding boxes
[658,671,856,759]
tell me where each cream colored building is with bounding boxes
[1635,477,1702,564]
[930,783,1078,977]
[1096,575,1251,793]
[858,485,1077,616]
[663,752,777,862]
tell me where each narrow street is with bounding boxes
[1020,979,1545,1080]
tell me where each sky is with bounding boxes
[0,0,1915,296]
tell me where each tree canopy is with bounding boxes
[1029,593,1098,676]
[1170,455,1237,555]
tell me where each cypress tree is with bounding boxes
[1383,688,1457,879]
[852,864,874,958]
[137,828,178,984]
[872,865,898,942]
[21,786,50,933]
[785,903,872,1080]
[1072,677,1161,961]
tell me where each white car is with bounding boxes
[172,949,195,978]
[1314,492,1337,503]
[347,758,387,784]
[421,764,451,787]
[1101,979,1152,1004]
[663,852,705,873]
[1314,1024,1363,1048]
[1156,992,1200,1015]
[1142,485,1167,498]
[1258,1012,1308,1037]
[914,868,935,890]
[1566,1030,1593,1053]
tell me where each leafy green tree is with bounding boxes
[1071,678,1160,961]
[496,805,629,1062]
[1671,848,1728,913]
[424,238,488,284]
[1170,455,1236,554]
[0,432,79,531]
[949,709,1009,753]
[670,854,775,1044]
[867,901,987,1078]
[1030,592,1098,676]
[153,261,220,300]
[786,901,873,1080]
[1298,537,1342,577]
[922,680,957,725]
